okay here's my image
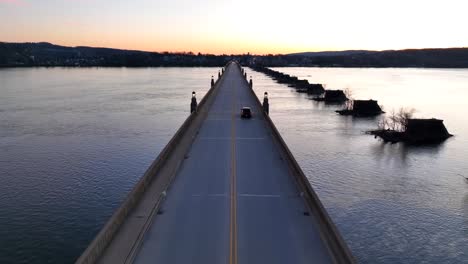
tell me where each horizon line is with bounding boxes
[2,41,468,56]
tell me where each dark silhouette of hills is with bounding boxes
[283,48,468,68]
[288,50,376,57]
[0,42,230,67]
[1,42,468,68]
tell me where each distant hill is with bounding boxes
[282,48,468,68]
[288,50,377,57]
[0,42,229,67]
[1,42,468,68]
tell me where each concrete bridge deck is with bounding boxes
[77,62,353,264]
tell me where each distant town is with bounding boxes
[1,42,468,68]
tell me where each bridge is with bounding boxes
[77,62,354,264]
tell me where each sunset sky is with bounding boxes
[1,0,466,54]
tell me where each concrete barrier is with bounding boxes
[244,64,355,263]
[76,66,228,264]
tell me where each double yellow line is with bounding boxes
[229,79,238,264]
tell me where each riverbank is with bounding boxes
[3,42,468,68]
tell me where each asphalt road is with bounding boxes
[134,63,333,264]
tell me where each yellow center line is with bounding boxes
[229,73,238,264]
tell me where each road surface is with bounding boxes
[133,63,333,264]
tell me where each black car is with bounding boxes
[241,107,252,119]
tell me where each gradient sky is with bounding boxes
[0,0,467,54]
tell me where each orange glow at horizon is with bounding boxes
[1,0,467,55]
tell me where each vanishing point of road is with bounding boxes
[77,62,353,264]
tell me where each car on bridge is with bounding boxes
[241,107,252,119]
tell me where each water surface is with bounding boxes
[1,67,467,263]
[251,67,468,263]
[0,67,214,263]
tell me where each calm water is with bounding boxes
[0,67,467,263]
[252,68,468,263]
[0,67,213,263]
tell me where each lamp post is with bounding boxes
[190,91,197,113]
[263,92,269,115]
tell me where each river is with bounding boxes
[0,67,467,263]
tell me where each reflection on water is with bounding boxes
[463,194,468,240]
[0,67,216,264]
[1,67,468,263]
[251,67,468,263]
[370,141,447,165]
[335,199,467,263]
